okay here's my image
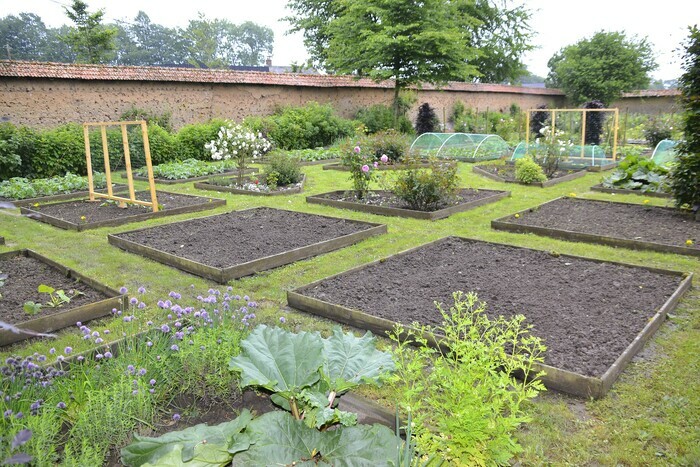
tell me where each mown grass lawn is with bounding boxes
[1,161,698,465]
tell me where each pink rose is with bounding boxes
[373,162,379,168]
[354,146,361,153]
[361,164,370,172]
[380,154,389,163]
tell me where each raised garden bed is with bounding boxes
[322,161,432,171]
[492,197,698,257]
[19,191,226,231]
[125,168,258,184]
[288,237,691,398]
[0,249,125,346]
[108,207,387,283]
[193,174,306,196]
[306,188,510,220]
[473,164,587,187]
[590,184,673,199]
[0,183,129,208]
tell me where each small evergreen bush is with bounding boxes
[176,119,228,161]
[262,152,302,187]
[515,157,547,184]
[414,103,440,135]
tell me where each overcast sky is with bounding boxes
[1,0,697,80]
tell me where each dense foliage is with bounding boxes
[0,9,273,67]
[530,105,549,138]
[583,100,606,145]
[415,103,440,135]
[389,292,546,465]
[602,155,670,193]
[547,31,657,105]
[286,0,534,84]
[355,104,413,134]
[515,156,547,184]
[133,158,236,180]
[643,118,673,149]
[262,152,302,188]
[389,157,459,211]
[354,130,411,163]
[670,26,700,216]
[0,173,108,200]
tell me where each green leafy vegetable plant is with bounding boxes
[23,284,84,315]
[602,154,670,193]
[388,291,547,466]
[514,156,547,184]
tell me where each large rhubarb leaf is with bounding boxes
[322,327,395,393]
[120,410,252,467]
[228,325,324,398]
[231,411,401,466]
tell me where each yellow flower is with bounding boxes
[643,199,650,204]
[568,192,577,197]
[514,213,520,218]
[33,203,39,207]
[80,216,86,221]
[686,239,694,246]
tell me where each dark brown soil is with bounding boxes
[26,191,216,224]
[113,207,379,268]
[299,237,682,377]
[0,255,109,324]
[0,184,127,205]
[475,164,581,182]
[315,188,498,211]
[507,198,698,249]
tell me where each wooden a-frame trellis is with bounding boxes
[83,120,158,212]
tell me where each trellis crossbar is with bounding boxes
[83,120,158,212]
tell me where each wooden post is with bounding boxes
[622,107,629,147]
[525,111,530,146]
[100,126,113,198]
[83,124,95,201]
[121,123,135,206]
[612,108,619,161]
[141,121,159,212]
[580,110,587,159]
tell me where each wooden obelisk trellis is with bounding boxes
[83,120,158,212]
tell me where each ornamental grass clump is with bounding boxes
[388,291,547,465]
[205,121,272,186]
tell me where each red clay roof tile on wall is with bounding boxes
[0,60,565,96]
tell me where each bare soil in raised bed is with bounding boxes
[508,198,698,249]
[299,238,682,377]
[26,191,215,224]
[0,255,109,324]
[112,207,378,268]
[314,188,498,211]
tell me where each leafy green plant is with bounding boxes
[119,107,173,133]
[643,117,673,149]
[602,154,670,193]
[356,104,413,134]
[353,129,411,163]
[134,158,236,180]
[341,144,379,199]
[389,157,459,211]
[175,118,229,161]
[262,152,301,186]
[515,156,547,184]
[121,326,399,466]
[23,284,84,315]
[527,125,572,177]
[389,291,546,466]
[0,172,108,200]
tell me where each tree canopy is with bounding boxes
[0,8,273,68]
[285,0,534,84]
[546,30,657,105]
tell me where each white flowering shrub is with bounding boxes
[205,121,272,185]
[528,125,574,177]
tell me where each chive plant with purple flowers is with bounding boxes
[0,286,256,465]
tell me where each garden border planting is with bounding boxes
[0,249,126,346]
[125,168,258,184]
[306,188,510,220]
[590,184,673,198]
[193,174,306,196]
[0,184,130,208]
[322,162,432,171]
[107,208,387,283]
[492,197,698,257]
[19,192,226,232]
[472,164,587,187]
[287,237,692,398]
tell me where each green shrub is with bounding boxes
[643,117,673,149]
[414,103,440,135]
[130,123,179,166]
[176,119,228,161]
[355,104,413,134]
[515,157,547,184]
[262,152,302,186]
[33,124,86,178]
[354,130,410,163]
[260,102,355,150]
[602,154,670,193]
[390,157,459,211]
[0,123,23,180]
[388,292,546,465]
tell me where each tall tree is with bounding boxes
[286,0,533,84]
[61,0,116,64]
[112,12,188,66]
[235,21,274,66]
[0,13,49,61]
[316,0,480,120]
[546,31,657,105]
